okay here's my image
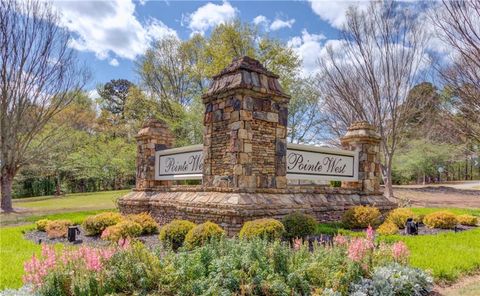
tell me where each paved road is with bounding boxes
[394,181,480,191]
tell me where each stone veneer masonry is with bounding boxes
[118,56,396,235]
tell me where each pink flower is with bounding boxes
[118,237,131,249]
[392,241,409,261]
[347,238,369,262]
[293,238,302,251]
[333,235,348,246]
[366,225,375,242]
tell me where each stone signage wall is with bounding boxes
[119,56,396,235]
[202,56,290,190]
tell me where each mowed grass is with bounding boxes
[0,210,110,290]
[1,190,129,226]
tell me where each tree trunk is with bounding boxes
[1,172,14,212]
[55,173,61,196]
[382,155,395,198]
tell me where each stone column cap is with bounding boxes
[135,119,169,139]
[202,56,290,102]
[340,121,381,144]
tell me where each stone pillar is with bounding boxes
[340,121,382,194]
[135,119,175,190]
[202,56,290,190]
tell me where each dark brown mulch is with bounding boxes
[24,226,160,249]
[399,224,477,235]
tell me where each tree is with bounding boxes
[431,1,480,141]
[138,20,301,146]
[97,79,134,118]
[287,77,327,144]
[0,0,87,211]
[316,1,429,198]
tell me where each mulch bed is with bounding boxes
[24,226,160,249]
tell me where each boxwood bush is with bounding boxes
[377,221,399,236]
[281,212,317,240]
[184,221,225,249]
[45,219,72,239]
[159,219,196,250]
[101,220,142,242]
[35,219,50,232]
[386,208,418,229]
[342,206,381,229]
[82,212,122,236]
[456,214,478,226]
[239,218,285,241]
[127,212,158,234]
[423,211,457,229]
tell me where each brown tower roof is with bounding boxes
[203,56,289,100]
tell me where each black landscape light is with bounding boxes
[405,218,418,235]
[68,226,81,242]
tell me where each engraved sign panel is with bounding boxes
[155,145,203,180]
[286,144,358,181]
[155,143,358,181]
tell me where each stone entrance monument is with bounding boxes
[119,56,396,234]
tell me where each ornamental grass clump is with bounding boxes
[35,219,50,232]
[423,211,457,229]
[159,219,196,250]
[239,218,285,241]
[342,206,381,229]
[184,221,225,249]
[101,220,142,242]
[82,212,122,236]
[456,214,478,226]
[386,208,418,229]
[127,212,158,234]
[45,219,72,239]
[281,212,317,240]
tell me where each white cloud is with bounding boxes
[309,0,369,29]
[184,2,237,36]
[270,18,295,31]
[53,0,177,61]
[253,15,268,26]
[109,58,119,67]
[287,29,327,75]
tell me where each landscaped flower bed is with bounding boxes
[20,225,433,296]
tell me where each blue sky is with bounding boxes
[51,0,443,95]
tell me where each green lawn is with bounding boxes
[1,190,129,226]
[0,210,110,290]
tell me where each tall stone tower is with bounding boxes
[202,56,290,190]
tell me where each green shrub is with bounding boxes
[456,214,478,226]
[184,221,224,249]
[127,212,158,234]
[45,220,73,239]
[82,212,122,236]
[342,206,381,229]
[386,208,418,229]
[239,218,285,241]
[423,211,457,229]
[377,221,399,236]
[101,220,142,242]
[159,219,196,250]
[282,212,317,240]
[330,180,342,187]
[35,219,50,232]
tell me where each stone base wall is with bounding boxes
[118,190,396,235]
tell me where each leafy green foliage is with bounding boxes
[159,219,196,250]
[342,206,382,229]
[239,218,285,241]
[281,212,317,239]
[184,221,225,249]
